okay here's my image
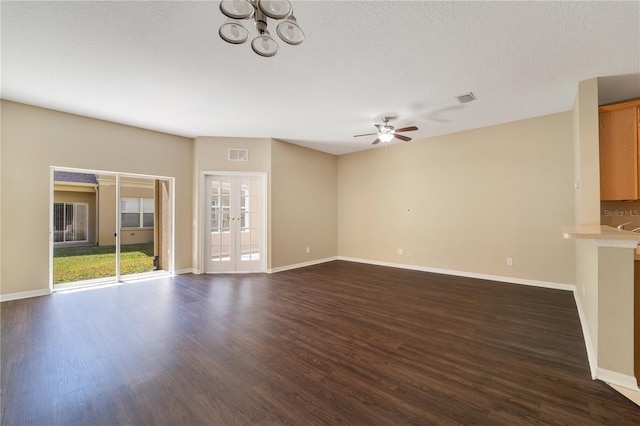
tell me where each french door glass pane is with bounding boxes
[210,178,232,263]
[239,178,260,263]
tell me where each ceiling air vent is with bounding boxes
[228,148,248,161]
[456,92,476,104]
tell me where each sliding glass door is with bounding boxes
[51,168,173,290]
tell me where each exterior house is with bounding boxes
[53,171,156,247]
[53,171,97,246]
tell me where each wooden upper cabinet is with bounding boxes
[599,99,640,201]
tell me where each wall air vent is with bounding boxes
[228,148,249,161]
[456,92,476,104]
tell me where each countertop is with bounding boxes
[562,224,640,241]
[562,225,640,259]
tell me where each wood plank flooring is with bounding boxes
[2,261,639,425]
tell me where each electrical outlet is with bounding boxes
[306,247,311,254]
[397,248,403,255]
[507,257,513,266]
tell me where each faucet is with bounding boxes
[632,227,640,233]
[617,222,632,230]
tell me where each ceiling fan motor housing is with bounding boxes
[353,116,418,144]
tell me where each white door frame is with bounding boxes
[201,171,267,273]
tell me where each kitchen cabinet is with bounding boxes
[599,99,640,201]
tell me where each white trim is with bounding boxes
[336,257,575,291]
[596,368,640,392]
[175,268,196,275]
[1,289,51,302]
[52,166,174,181]
[115,174,121,282]
[49,167,55,292]
[573,290,597,379]
[269,257,338,273]
[53,276,119,291]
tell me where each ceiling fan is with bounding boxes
[353,117,419,145]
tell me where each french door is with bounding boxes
[204,174,265,273]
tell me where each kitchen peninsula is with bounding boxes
[563,224,640,391]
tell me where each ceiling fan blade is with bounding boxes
[395,126,418,133]
[354,132,378,138]
[393,133,412,142]
[372,138,382,145]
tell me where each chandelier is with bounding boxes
[218,0,304,57]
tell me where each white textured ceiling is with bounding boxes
[2,1,639,155]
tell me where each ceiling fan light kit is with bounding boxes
[378,133,394,143]
[219,0,304,56]
[354,117,419,145]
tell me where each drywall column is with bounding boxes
[597,246,635,383]
[574,78,601,225]
[572,78,601,369]
[572,78,638,389]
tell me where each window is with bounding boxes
[53,202,88,242]
[121,197,154,228]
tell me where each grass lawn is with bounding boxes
[53,243,155,284]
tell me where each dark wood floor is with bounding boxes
[2,261,639,425]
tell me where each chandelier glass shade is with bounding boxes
[218,0,304,56]
[258,0,292,19]
[251,31,278,57]
[276,16,304,45]
[220,0,254,19]
[219,20,249,44]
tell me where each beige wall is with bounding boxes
[270,139,337,268]
[598,247,635,375]
[0,100,193,295]
[338,112,576,285]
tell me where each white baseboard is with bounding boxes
[269,257,338,273]
[573,290,597,379]
[337,256,575,291]
[597,368,640,392]
[0,288,51,302]
[175,268,196,275]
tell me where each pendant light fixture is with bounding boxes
[218,0,304,57]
